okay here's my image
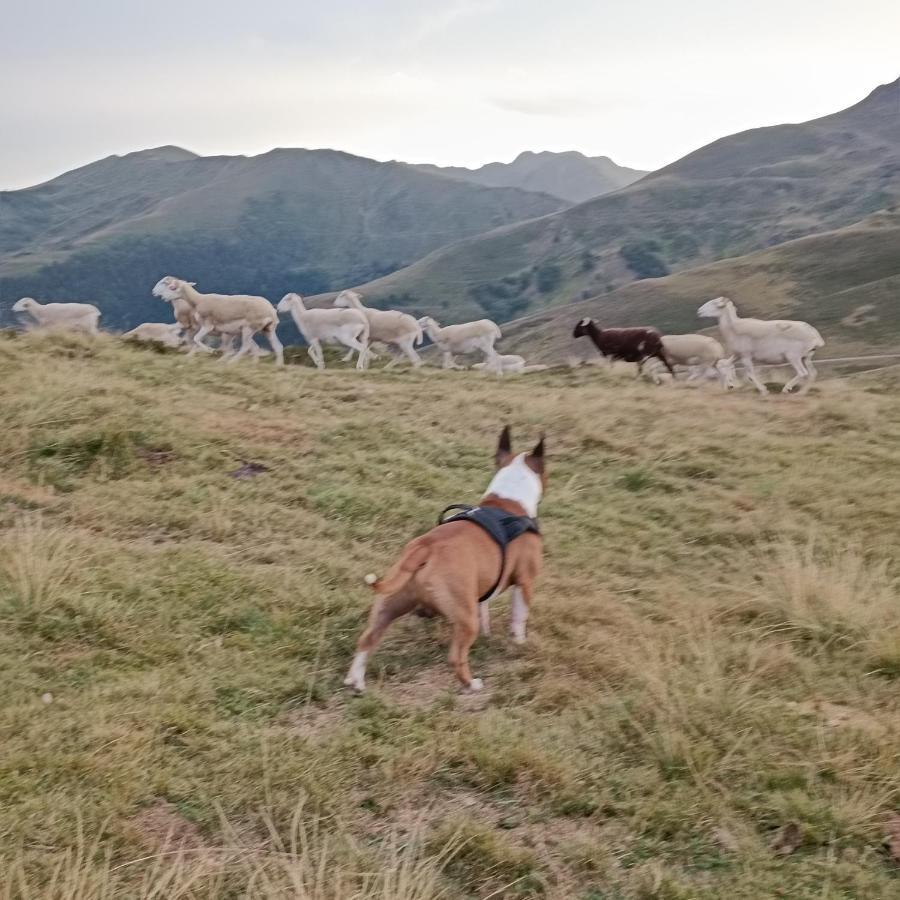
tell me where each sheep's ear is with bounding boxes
[526,433,546,474]
[495,425,513,468]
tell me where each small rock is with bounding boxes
[41,692,53,704]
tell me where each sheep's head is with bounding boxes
[334,290,362,309]
[572,317,595,339]
[152,276,183,303]
[277,293,301,313]
[12,297,35,313]
[697,296,731,318]
[717,355,738,389]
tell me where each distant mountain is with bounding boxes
[502,210,900,361]
[410,151,647,203]
[351,78,900,324]
[0,147,562,328]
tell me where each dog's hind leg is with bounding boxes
[478,601,491,637]
[344,593,418,692]
[448,610,481,691]
[510,583,532,644]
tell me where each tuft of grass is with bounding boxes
[745,539,898,648]
[0,515,84,614]
[3,800,453,900]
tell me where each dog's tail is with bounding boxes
[364,541,430,595]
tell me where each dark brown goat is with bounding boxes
[572,318,674,376]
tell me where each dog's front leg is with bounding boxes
[510,585,530,644]
[479,601,491,637]
[344,651,369,692]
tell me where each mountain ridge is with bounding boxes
[0,146,565,327]
[348,78,900,323]
[409,150,647,203]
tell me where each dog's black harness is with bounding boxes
[437,504,541,603]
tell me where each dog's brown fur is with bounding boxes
[346,427,545,691]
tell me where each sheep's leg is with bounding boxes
[442,351,457,370]
[797,356,817,395]
[483,349,503,376]
[343,336,370,371]
[344,593,419,692]
[686,366,704,382]
[265,325,285,367]
[226,326,256,364]
[403,339,424,368]
[509,583,532,644]
[782,355,809,394]
[384,341,416,369]
[742,357,768,395]
[218,333,239,361]
[308,339,325,369]
[192,325,216,354]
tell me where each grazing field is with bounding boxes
[2,332,900,899]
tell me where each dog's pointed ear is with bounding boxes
[495,425,513,468]
[526,433,546,474]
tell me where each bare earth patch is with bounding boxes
[126,799,208,852]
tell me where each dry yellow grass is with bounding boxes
[1,331,900,898]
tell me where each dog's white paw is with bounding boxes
[467,677,484,692]
[343,674,365,692]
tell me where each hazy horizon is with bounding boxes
[3,0,899,191]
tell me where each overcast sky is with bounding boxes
[2,0,898,190]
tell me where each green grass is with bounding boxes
[2,331,900,898]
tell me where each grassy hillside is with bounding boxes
[504,210,900,362]
[0,148,561,329]
[411,152,648,204]
[3,332,900,898]
[354,79,900,322]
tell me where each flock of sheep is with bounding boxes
[10,279,535,374]
[574,297,825,394]
[10,280,825,393]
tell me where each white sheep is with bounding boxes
[471,354,548,375]
[660,334,738,388]
[162,296,263,358]
[122,322,185,348]
[417,316,502,370]
[698,297,824,394]
[12,297,101,334]
[333,290,423,368]
[152,277,284,366]
[277,293,371,370]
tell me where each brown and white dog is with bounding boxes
[344,426,546,693]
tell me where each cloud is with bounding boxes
[489,93,606,117]
[410,0,505,43]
